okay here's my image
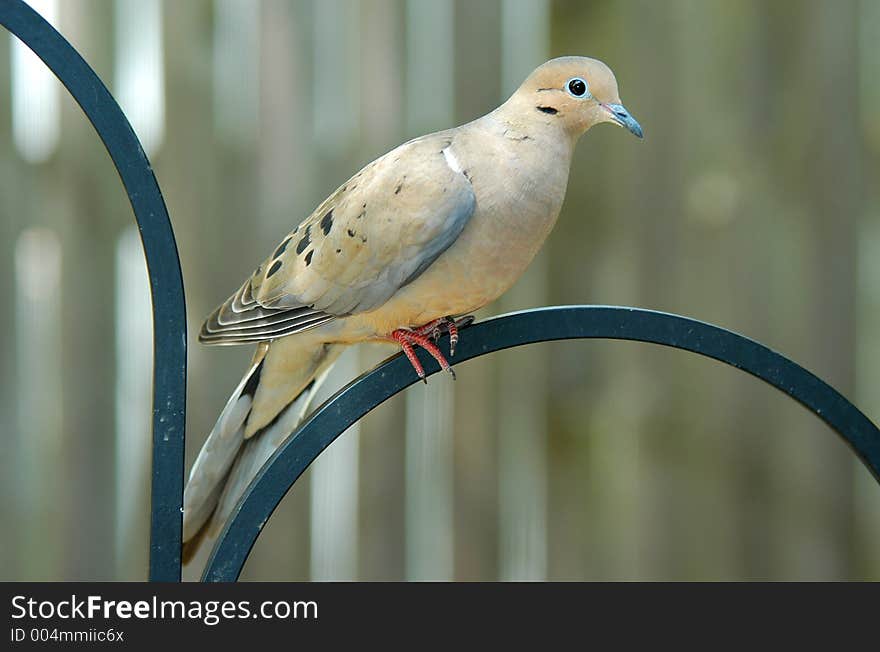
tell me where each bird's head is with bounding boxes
[509,56,643,141]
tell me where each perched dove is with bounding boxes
[183,56,642,563]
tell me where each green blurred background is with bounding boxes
[1,0,879,581]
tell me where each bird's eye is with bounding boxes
[567,77,589,98]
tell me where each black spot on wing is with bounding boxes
[394,183,402,194]
[273,237,290,259]
[267,260,282,277]
[296,226,312,254]
[537,106,558,115]
[304,250,314,266]
[320,210,334,235]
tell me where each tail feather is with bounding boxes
[206,365,335,539]
[182,347,267,542]
[182,335,343,572]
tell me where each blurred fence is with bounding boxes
[1,0,879,581]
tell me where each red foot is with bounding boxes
[412,318,447,341]
[412,315,472,357]
[390,315,473,382]
[391,328,454,382]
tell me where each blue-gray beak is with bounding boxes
[604,103,643,139]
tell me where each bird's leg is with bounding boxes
[389,328,456,382]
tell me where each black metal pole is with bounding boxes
[202,305,880,581]
[0,0,187,581]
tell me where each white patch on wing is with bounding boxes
[442,146,463,175]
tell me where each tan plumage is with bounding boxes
[184,56,642,565]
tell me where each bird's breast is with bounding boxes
[346,133,573,336]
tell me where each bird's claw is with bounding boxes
[391,315,472,381]
[413,315,474,358]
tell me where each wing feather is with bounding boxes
[199,132,475,346]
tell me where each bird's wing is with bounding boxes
[200,132,475,345]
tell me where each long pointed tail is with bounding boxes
[182,334,343,568]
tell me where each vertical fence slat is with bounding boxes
[113,0,164,157]
[114,225,153,578]
[14,228,63,579]
[404,0,453,138]
[10,0,58,163]
[312,0,359,154]
[496,0,550,582]
[309,348,361,580]
[402,0,456,581]
[212,0,260,147]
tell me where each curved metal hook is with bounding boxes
[0,0,187,580]
[203,305,880,581]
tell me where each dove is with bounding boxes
[182,56,642,564]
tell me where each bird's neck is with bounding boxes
[488,95,577,156]
[453,109,573,237]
